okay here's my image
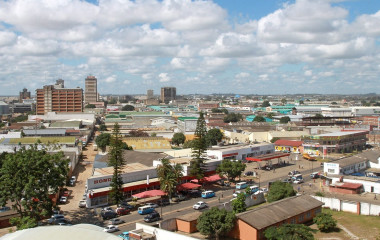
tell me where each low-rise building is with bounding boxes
[206,143,275,161]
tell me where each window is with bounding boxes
[306,211,311,218]
[299,215,304,222]
[315,208,321,214]
[290,218,295,224]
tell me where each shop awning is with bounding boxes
[246,152,290,162]
[132,189,166,199]
[204,174,222,182]
[177,182,202,191]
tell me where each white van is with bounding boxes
[249,185,259,193]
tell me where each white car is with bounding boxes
[59,196,67,204]
[144,203,158,208]
[108,218,124,225]
[254,190,264,195]
[102,207,113,212]
[103,225,119,233]
[193,201,207,210]
[232,191,242,198]
[293,179,304,184]
[260,187,268,193]
[78,200,86,208]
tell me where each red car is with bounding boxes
[116,207,130,216]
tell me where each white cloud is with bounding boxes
[236,72,250,78]
[159,72,170,82]
[105,75,117,83]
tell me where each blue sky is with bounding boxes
[0,0,380,95]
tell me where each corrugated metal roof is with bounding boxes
[237,195,323,230]
[23,129,66,135]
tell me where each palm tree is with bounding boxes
[156,158,183,200]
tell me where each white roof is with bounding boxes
[0,224,121,240]
[317,131,366,137]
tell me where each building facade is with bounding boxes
[19,88,31,102]
[36,80,83,115]
[84,75,97,104]
[160,87,176,103]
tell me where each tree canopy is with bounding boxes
[313,212,337,232]
[99,123,107,132]
[262,100,271,107]
[85,104,96,108]
[264,224,316,240]
[211,108,228,114]
[197,207,236,240]
[190,112,207,181]
[280,116,291,124]
[267,181,296,203]
[231,192,246,214]
[129,130,149,137]
[223,113,243,123]
[0,145,69,229]
[217,159,246,182]
[253,115,266,122]
[95,133,111,152]
[108,123,126,205]
[172,132,186,146]
[156,158,183,199]
[205,128,223,146]
[122,105,135,111]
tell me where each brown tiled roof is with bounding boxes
[236,195,323,230]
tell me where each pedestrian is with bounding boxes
[221,193,223,198]
[375,194,377,200]
[218,196,220,203]
[297,186,300,192]
[309,183,312,187]
[299,165,300,169]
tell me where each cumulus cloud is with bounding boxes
[159,72,170,82]
[105,75,117,83]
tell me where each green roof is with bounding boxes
[177,117,198,121]
[9,136,76,145]
[50,121,81,128]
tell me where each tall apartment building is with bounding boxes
[160,87,176,104]
[85,75,98,104]
[36,80,83,115]
[19,88,31,102]
[147,89,154,99]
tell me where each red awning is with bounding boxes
[177,182,202,191]
[132,190,167,199]
[204,174,222,182]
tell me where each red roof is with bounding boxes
[204,174,222,182]
[336,182,363,190]
[274,140,303,147]
[132,190,166,199]
[177,182,201,191]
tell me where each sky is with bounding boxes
[1,0,380,96]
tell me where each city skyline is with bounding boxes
[0,0,380,95]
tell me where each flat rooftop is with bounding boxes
[93,162,154,176]
[208,143,272,151]
[317,131,367,137]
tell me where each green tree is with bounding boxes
[223,113,243,123]
[183,140,194,149]
[253,116,266,122]
[314,113,324,119]
[313,212,337,232]
[0,145,68,229]
[280,116,291,124]
[172,132,186,146]
[267,181,296,203]
[85,104,96,108]
[122,142,133,150]
[190,112,207,181]
[281,98,287,105]
[95,133,111,152]
[108,98,117,104]
[231,192,246,214]
[151,133,157,137]
[156,158,183,200]
[129,130,149,137]
[122,105,135,111]
[299,100,304,104]
[216,159,246,182]
[262,100,271,107]
[108,123,126,205]
[211,108,222,113]
[331,102,338,105]
[196,207,236,240]
[99,123,107,132]
[264,224,316,240]
[205,128,223,146]
[270,137,280,143]
[267,112,275,119]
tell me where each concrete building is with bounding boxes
[19,88,31,102]
[228,195,323,240]
[147,89,154,99]
[36,80,83,115]
[160,87,176,103]
[321,107,352,117]
[84,75,97,104]
[177,117,198,135]
[206,143,275,161]
[303,130,368,155]
[351,107,380,116]
[0,101,10,116]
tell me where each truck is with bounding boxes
[303,153,316,161]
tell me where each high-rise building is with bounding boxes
[36,80,83,115]
[19,88,31,102]
[160,87,176,104]
[147,89,154,99]
[85,75,97,104]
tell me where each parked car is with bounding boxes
[118,232,130,240]
[188,190,201,198]
[288,170,301,177]
[201,190,215,199]
[108,218,124,225]
[78,200,86,208]
[254,190,264,195]
[293,179,304,184]
[260,187,268,193]
[59,196,68,204]
[310,172,320,179]
[54,219,72,226]
[69,176,76,186]
[82,193,87,200]
[171,194,186,202]
[0,206,10,212]
[232,190,242,198]
[249,185,260,194]
[48,214,65,224]
[137,206,154,215]
[116,207,130,216]
[282,178,293,184]
[101,211,118,220]
[193,201,208,210]
[103,225,119,233]
[144,211,161,223]
[157,198,170,206]
[119,202,134,210]
[144,203,158,208]
[102,206,113,212]
[244,171,253,176]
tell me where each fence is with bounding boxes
[312,195,380,216]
